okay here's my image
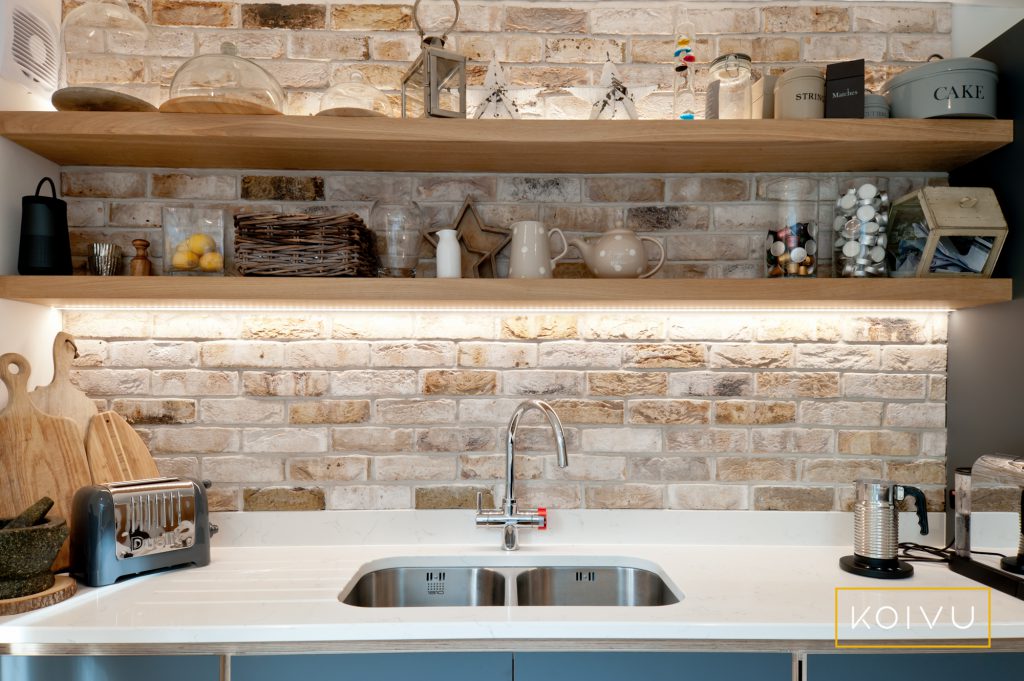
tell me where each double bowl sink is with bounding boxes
[340,560,681,608]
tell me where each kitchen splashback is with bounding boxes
[64,310,948,513]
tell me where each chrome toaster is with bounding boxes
[70,477,215,587]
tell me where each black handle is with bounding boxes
[902,485,929,535]
[35,177,57,198]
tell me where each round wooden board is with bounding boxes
[316,107,389,118]
[52,87,157,113]
[160,97,282,115]
[0,575,76,615]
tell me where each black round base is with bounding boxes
[1000,555,1024,575]
[839,554,914,579]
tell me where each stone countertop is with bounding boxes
[2,510,1022,654]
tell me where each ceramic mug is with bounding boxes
[508,221,568,279]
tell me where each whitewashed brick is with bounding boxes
[242,315,329,340]
[888,34,953,61]
[883,403,945,429]
[843,316,929,344]
[244,371,329,397]
[581,428,661,454]
[70,339,108,367]
[668,484,747,510]
[585,484,663,509]
[668,315,752,342]
[838,430,919,457]
[331,370,417,396]
[538,342,620,368]
[414,313,497,340]
[70,369,150,396]
[375,455,457,481]
[332,314,416,339]
[107,341,196,367]
[710,344,793,369]
[590,7,673,35]
[149,427,239,454]
[376,399,457,425]
[668,371,752,398]
[370,342,455,367]
[284,341,370,368]
[751,428,833,454]
[200,342,286,368]
[289,456,369,482]
[458,343,537,368]
[460,453,544,480]
[547,454,626,481]
[64,311,151,338]
[844,373,928,400]
[516,482,582,509]
[799,401,883,427]
[151,313,240,339]
[152,370,238,396]
[854,6,937,33]
[458,398,528,423]
[667,428,748,453]
[201,399,286,424]
[332,427,414,453]
[921,431,947,458]
[243,428,329,453]
[503,370,584,396]
[329,485,411,510]
[881,346,947,372]
[803,35,886,62]
[203,455,284,483]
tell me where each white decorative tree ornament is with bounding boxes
[569,56,656,120]
[471,57,539,119]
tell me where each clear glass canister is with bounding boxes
[166,42,284,114]
[163,207,226,275]
[709,53,752,120]
[764,177,819,278]
[832,179,890,277]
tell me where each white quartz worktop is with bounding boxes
[2,510,1023,654]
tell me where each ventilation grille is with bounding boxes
[4,4,58,93]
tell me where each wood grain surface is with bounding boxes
[0,576,76,616]
[85,411,161,484]
[28,332,98,442]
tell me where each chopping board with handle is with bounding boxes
[0,353,93,570]
[85,411,161,483]
[28,332,98,442]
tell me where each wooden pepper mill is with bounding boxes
[129,239,152,276]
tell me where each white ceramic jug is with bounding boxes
[508,221,568,278]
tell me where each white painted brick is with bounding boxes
[203,455,284,483]
[581,428,661,454]
[107,341,197,367]
[329,485,411,510]
[242,428,329,453]
[284,341,371,368]
[331,370,418,396]
[538,342,621,368]
[201,399,286,425]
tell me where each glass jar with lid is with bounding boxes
[764,177,820,278]
[708,53,752,120]
[318,71,394,117]
[831,178,890,278]
[161,42,285,114]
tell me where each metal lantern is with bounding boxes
[401,0,467,118]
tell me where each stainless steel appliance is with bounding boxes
[839,478,929,579]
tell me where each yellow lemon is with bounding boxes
[187,233,217,256]
[171,250,199,270]
[175,240,191,252]
[198,251,223,272]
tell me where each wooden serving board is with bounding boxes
[159,97,282,115]
[0,575,76,615]
[29,332,98,442]
[85,411,161,484]
[0,354,92,571]
[51,87,157,113]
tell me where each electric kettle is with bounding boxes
[840,479,929,579]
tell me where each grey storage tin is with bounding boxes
[882,57,997,119]
[864,93,889,119]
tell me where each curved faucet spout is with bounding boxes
[506,400,568,513]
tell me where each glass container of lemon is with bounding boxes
[163,207,226,275]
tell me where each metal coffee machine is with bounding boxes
[840,479,929,579]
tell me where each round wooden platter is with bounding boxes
[316,107,389,118]
[52,87,157,113]
[0,575,76,616]
[159,96,282,115]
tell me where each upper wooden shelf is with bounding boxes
[0,276,1010,310]
[0,112,1012,173]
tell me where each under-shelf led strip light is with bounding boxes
[52,304,955,313]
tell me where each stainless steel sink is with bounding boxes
[516,566,680,606]
[341,567,506,607]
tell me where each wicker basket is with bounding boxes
[233,212,379,277]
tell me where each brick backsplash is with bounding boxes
[64,311,949,512]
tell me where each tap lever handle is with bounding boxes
[537,507,547,530]
[476,491,483,513]
[901,485,929,535]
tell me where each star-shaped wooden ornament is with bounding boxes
[425,197,511,278]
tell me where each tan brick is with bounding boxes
[581,428,660,453]
[751,428,832,454]
[261,60,330,89]
[65,55,145,85]
[331,485,411,510]
[331,3,413,30]
[854,6,937,33]
[503,370,583,396]
[668,372,753,398]
[203,485,237,510]
[794,345,878,370]
[516,482,582,509]
[716,400,795,425]
[629,456,710,482]
[885,460,946,486]
[538,342,620,368]
[341,63,407,90]
[242,3,325,29]
[197,30,285,59]
[153,370,238,396]
[111,398,195,425]
[668,484,747,510]
[718,37,800,62]
[508,424,581,453]
[459,343,537,369]
[459,453,543,481]
[623,343,705,369]
[62,171,145,199]
[243,371,329,397]
[66,200,105,228]
[289,400,370,425]
[586,177,663,203]
[844,374,927,400]
[802,459,883,483]
[243,427,328,453]
[844,316,929,343]
[838,430,919,457]
[105,340,195,368]
[969,487,1020,513]
[929,376,946,401]
[200,398,284,424]
[753,486,834,511]
[370,34,421,61]
[376,399,457,425]
[154,456,199,479]
[510,65,591,89]
[415,314,497,340]
[883,403,945,429]
[764,5,849,32]
[504,6,586,33]
[69,340,107,367]
[717,457,798,482]
[415,485,492,510]
[332,314,415,339]
[588,372,668,397]
[669,317,753,345]
[580,314,664,340]
[547,36,627,64]
[416,427,496,453]
[332,426,414,453]
[501,315,578,340]
[106,202,161,229]
[629,400,710,425]
[331,370,416,396]
[921,431,946,458]
[458,398,528,424]
[665,234,751,261]
[799,401,883,427]
[153,0,236,27]
[243,486,324,511]
[375,455,457,481]
[150,427,239,454]
[70,369,150,396]
[151,313,240,339]
[667,428,748,453]
[881,346,947,372]
[685,7,760,33]
[585,484,663,509]
[549,399,624,425]
[630,37,676,65]
[590,7,673,35]
[241,316,328,341]
[200,341,285,368]
[413,175,496,202]
[284,342,369,368]
[547,454,626,481]
[423,370,497,396]
[756,372,841,398]
[370,341,454,367]
[203,455,282,483]
[710,344,792,369]
[802,34,886,62]
[289,455,368,481]
[151,173,236,200]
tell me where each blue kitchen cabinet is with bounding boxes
[513,652,792,681]
[0,655,219,681]
[231,652,513,681]
[806,652,1024,679]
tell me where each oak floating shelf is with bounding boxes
[0,112,1012,173]
[0,277,1011,311]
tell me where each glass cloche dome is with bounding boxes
[318,71,393,117]
[162,42,284,114]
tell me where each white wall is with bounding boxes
[953,4,1024,57]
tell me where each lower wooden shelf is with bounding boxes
[0,276,1011,310]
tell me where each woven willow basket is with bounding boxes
[233,212,379,277]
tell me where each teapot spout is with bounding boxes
[568,237,593,262]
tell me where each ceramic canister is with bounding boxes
[773,66,825,120]
[882,57,997,119]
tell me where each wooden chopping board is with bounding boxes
[85,411,161,483]
[29,332,98,442]
[0,354,92,571]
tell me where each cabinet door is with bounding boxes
[231,652,512,681]
[513,652,791,681]
[807,652,1024,679]
[0,655,219,681]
